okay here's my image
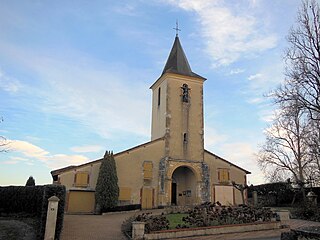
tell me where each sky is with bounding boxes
[0,0,302,186]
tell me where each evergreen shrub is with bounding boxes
[248,182,294,206]
[104,204,141,212]
[95,151,119,212]
[0,184,66,240]
[26,176,36,186]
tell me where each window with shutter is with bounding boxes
[218,169,230,183]
[143,162,153,180]
[74,172,89,187]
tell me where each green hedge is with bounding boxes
[0,184,66,240]
[0,186,43,215]
[103,204,141,213]
[248,182,294,206]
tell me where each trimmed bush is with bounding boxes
[0,186,43,215]
[104,204,141,213]
[38,184,66,240]
[181,202,274,228]
[248,182,295,206]
[291,202,320,222]
[122,213,169,237]
[26,176,36,186]
[0,184,66,240]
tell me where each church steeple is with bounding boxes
[151,34,206,161]
[161,36,205,80]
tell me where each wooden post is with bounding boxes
[44,196,60,240]
[253,191,258,206]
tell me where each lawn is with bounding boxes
[0,217,37,240]
[166,213,188,229]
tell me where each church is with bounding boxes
[51,34,250,213]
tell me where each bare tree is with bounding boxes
[306,116,320,184]
[258,104,311,200]
[0,117,9,153]
[232,181,248,205]
[274,0,320,120]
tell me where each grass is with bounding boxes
[166,213,188,229]
[0,217,37,240]
[271,206,294,213]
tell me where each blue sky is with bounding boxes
[0,0,301,186]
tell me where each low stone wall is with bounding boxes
[141,221,280,240]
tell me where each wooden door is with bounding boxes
[141,187,153,209]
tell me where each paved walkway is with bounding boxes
[61,212,320,240]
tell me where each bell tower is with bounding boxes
[150,36,206,161]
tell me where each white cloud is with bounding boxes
[247,97,263,104]
[166,0,277,66]
[8,139,89,169]
[71,145,104,153]
[204,125,266,185]
[228,68,245,75]
[112,3,139,16]
[219,142,265,185]
[248,73,263,81]
[0,68,22,93]
[204,126,228,149]
[0,40,151,140]
[4,156,35,166]
[258,108,277,123]
[10,140,49,158]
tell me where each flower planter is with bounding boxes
[140,221,280,240]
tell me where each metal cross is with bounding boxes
[173,20,181,37]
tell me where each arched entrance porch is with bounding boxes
[171,166,197,206]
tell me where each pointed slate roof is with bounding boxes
[161,36,205,80]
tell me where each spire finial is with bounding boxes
[173,20,181,37]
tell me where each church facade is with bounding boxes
[51,36,250,213]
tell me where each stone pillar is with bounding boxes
[253,191,258,206]
[275,210,290,224]
[44,196,60,240]
[132,222,145,240]
[307,191,318,206]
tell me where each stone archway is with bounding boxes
[171,166,197,206]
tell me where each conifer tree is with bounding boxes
[95,151,119,212]
[25,176,35,186]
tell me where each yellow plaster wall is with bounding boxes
[151,78,168,140]
[115,139,164,206]
[59,164,93,190]
[204,151,248,205]
[58,139,165,207]
[165,74,204,161]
